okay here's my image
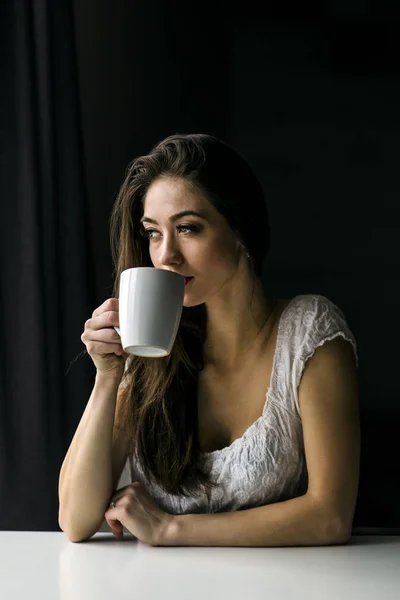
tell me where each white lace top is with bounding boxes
[127,294,358,515]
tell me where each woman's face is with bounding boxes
[141,176,246,307]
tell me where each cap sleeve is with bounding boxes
[290,294,358,417]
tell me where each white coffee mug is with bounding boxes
[114,267,185,357]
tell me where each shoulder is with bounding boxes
[283,294,352,334]
[284,293,343,318]
[281,293,358,368]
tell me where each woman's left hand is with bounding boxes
[105,482,175,546]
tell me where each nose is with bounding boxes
[158,235,183,268]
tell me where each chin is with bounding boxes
[183,298,202,308]
[183,292,205,308]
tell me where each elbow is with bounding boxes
[329,522,352,545]
[59,520,90,543]
[325,529,352,546]
[320,515,352,545]
[58,511,101,543]
[65,533,92,544]
[309,495,353,546]
[59,525,83,543]
[60,523,97,544]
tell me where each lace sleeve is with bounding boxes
[292,295,358,417]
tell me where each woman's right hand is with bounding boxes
[81,298,129,377]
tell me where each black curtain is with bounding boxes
[0,0,229,531]
[0,0,95,529]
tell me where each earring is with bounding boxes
[240,242,250,259]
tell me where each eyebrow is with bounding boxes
[140,210,207,225]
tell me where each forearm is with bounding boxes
[58,372,121,541]
[166,493,347,547]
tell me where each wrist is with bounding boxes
[159,514,183,546]
[95,370,123,388]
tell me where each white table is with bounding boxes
[0,532,399,600]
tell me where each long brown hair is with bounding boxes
[109,133,271,498]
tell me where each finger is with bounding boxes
[92,298,119,319]
[111,521,123,535]
[105,512,123,535]
[89,310,120,331]
[82,327,121,344]
[84,341,125,357]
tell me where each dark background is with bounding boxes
[0,0,399,532]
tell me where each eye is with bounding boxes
[139,225,200,239]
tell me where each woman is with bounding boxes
[59,133,360,547]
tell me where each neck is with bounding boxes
[202,278,277,373]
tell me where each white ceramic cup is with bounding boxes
[114,267,185,357]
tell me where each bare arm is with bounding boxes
[58,371,130,542]
[167,493,347,547]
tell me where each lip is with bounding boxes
[184,277,194,285]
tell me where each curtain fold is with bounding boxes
[0,0,94,530]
